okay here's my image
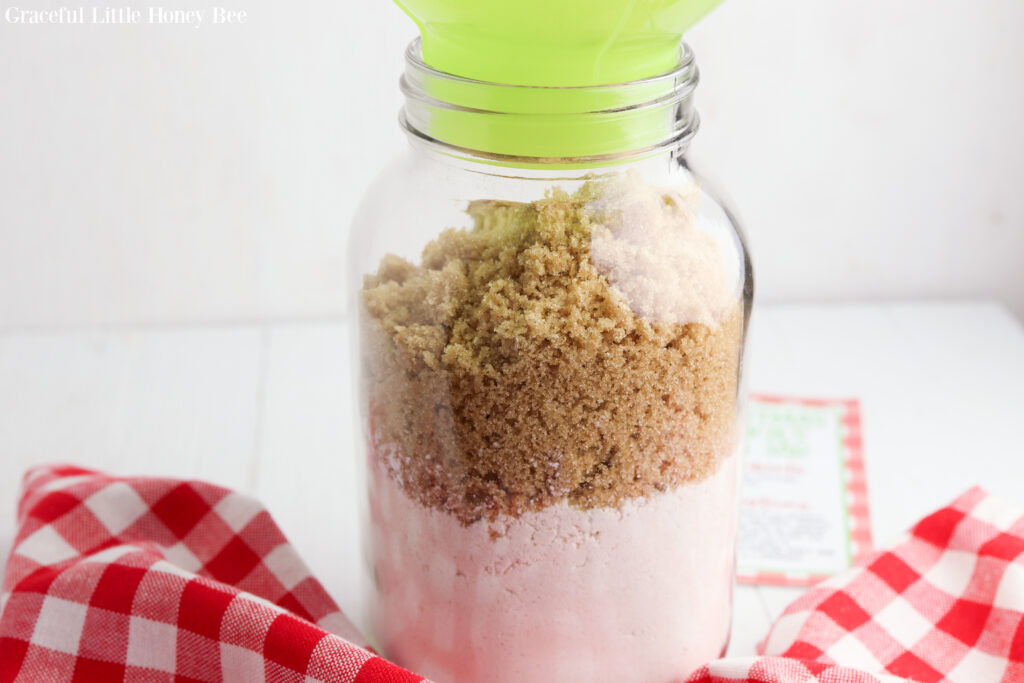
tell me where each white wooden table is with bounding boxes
[2,301,1023,657]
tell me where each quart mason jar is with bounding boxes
[350,39,752,683]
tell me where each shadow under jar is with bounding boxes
[349,39,753,683]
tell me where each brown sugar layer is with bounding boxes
[360,177,744,525]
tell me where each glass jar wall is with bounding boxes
[349,40,753,683]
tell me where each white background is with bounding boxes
[1,0,1023,327]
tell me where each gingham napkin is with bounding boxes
[0,465,424,682]
[688,487,1024,683]
[2,468,1022,683]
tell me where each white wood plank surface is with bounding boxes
[0,327,265,561]
[253,324,365,626]
[1,301,1022,661]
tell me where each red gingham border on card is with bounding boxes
[738,396,873,587]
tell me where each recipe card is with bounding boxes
[736,396,871,586]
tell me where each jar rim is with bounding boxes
[403,37,698,95]
[399,38,701,165]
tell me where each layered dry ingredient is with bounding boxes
[360,176,743,524]
[367,449,739,682]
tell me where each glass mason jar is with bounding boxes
[350,39,752,683]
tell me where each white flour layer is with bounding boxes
[368,454,738,683]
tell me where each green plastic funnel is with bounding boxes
[394,0,723,159]
[395,0,723,86]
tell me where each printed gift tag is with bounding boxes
[737,396,871,586]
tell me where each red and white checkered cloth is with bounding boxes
[0,465,424,682]
[2,467,1022,682]
[687,486,1024,683]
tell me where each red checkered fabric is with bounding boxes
[4,468,1021,683]
[688,487,1024,683]
[0,465,426,682]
